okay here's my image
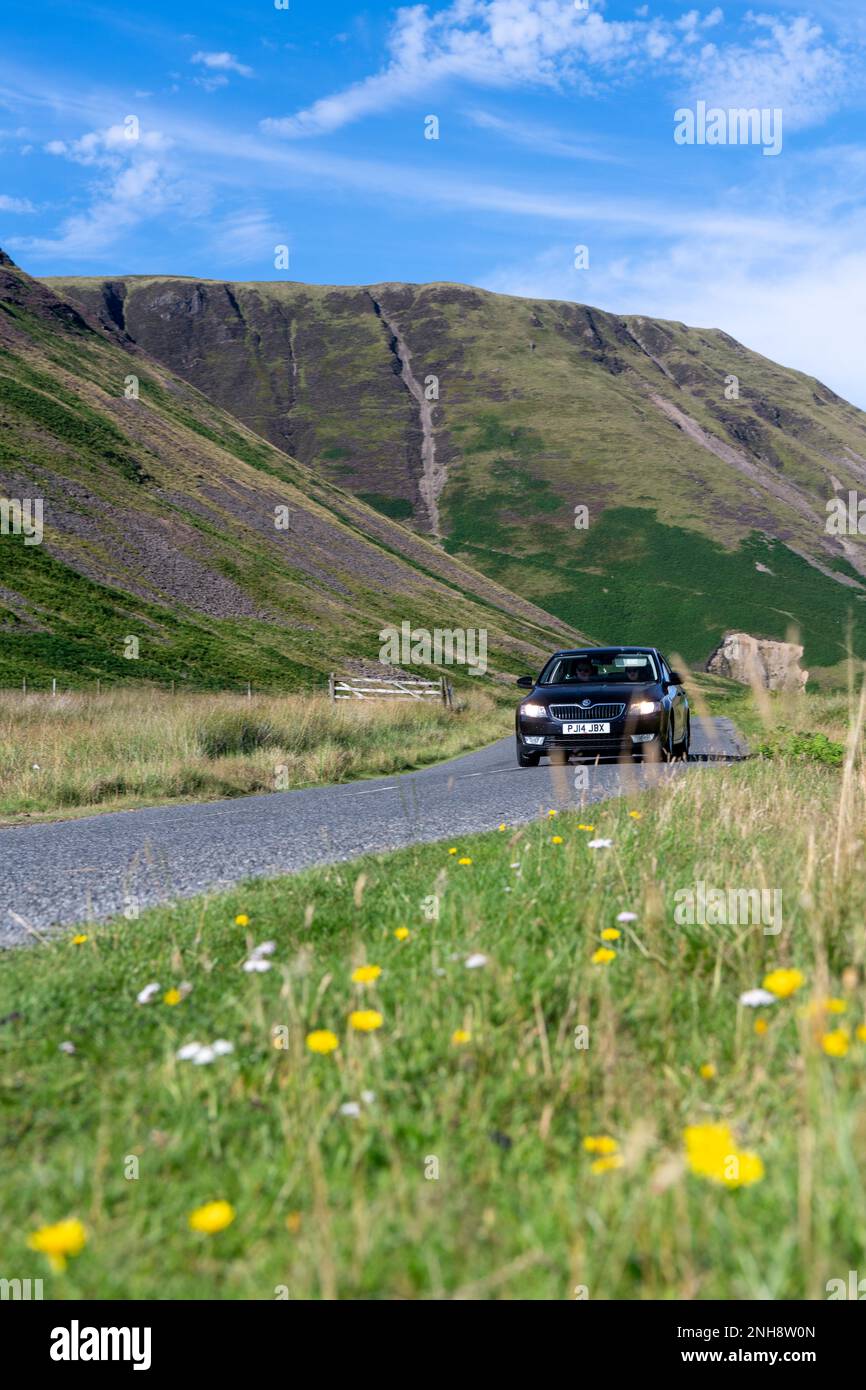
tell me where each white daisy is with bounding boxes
[739,988,778,1007]
[136,982,161,1005]
[465,953,488,969]
[243,958,271,973]
[588,839,613,849]
[617,911,638,922]
[340,1101,361,1118]
[176,1042,204,1061]
[58,1040,76,1054]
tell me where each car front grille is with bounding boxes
[548,703,626,721]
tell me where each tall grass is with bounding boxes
[0,687,507,819]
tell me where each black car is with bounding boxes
[515,646,690,766]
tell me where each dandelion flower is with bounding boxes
[592,947,616,965]
[188,1200,235,1235]
[306,1029,339,1055]
[394,926,410,941]
[754,1018,768,1036]
[27,1217,87,1273]
[763,968,805,999]
[286,1211,302,1234]
[601,928,621,941]
[349,1009,383,1032]
[457,857,473,866]
[163,988,182,1006]
[591,1155,624,1174]
[351,964,382,985]
[577,824,595,832]
[628,810,642,820]
[548,809,557,818]
[583,1136,618,1155]
[857,1025,866,1044]
[699,1063,717,1080]
[451,1029,472,1045]
[551,835,563,845]
[822,1028,849,1058]
[683,1124,763,1188]
[70,934,89,946]
[234,914,250,927]
[448,847,458,855]
[498,823,507,832]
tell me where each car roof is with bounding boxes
[550,646,659,658]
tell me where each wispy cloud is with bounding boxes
[260,2,851,140]
[0,193,35,212]
[465,109,624,164]
[191,50,253,92]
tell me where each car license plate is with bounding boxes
[563,721,610,735]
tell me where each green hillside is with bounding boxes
[47,273,866,674]
[0,253,579,690]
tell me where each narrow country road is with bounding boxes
[0,717,746,942]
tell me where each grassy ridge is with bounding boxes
[2,700,865,1298]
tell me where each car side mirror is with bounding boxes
[668,671,685,685]
[516,675,535,689]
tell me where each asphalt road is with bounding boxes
[0,716,746,943]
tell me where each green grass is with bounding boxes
[3,736,866,1298]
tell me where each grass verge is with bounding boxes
[0,687,509,823]
[2,729,865,1298]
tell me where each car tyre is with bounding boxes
[661,720,676,763]
[675,715,691,761]
[517,744,540,768]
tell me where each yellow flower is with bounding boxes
[683,1124,764,1188]
[27,1218,87,1273]
[592,947,616,965]
[583,1135,618,1155]
[163,988,182,1006]
[754,1018,768,1036]
[600,928,621,941]
[70,934,88,946]
[457,857,472,866]
[498,823,507,832]
[699,1063,717,1080]
[285,1211,302,1234]
[451,1029,472,1045]
[577,823,595,832]
[548,809,557,818]
[551,835,563,844]
[856,1025,866,1043]
[448,847,458,855]
[234,914,249,927]
[828,998,848,1014]
[306,1029,339,1055]
[762,968,805,999]
[188,1200,235,1235]
[394,926,410,941]
[628,810,642,819]
[349,1009,383,1032]
[591,1155,624,1175]
[351,964,382,985]
[821,1028,850,1058]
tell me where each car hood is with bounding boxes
[530,683,663,703]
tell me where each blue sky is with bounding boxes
[2,0,866,403]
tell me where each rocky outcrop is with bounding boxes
[706,632,808,691]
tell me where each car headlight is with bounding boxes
[521,702,547,718]
[634,700,661,715]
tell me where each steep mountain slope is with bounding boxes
[49,273,866,673]
[0,252,579,689]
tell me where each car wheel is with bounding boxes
[661,720,675,763]
[517,744,540,768]
[676,715,691,761]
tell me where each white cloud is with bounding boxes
[191,51,253,78]
[261,2,851,139]
[0,193,35,212]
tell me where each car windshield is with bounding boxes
[538,651,659,685]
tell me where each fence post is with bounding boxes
[328,672,335,703]
[22,677,26,697]
[52,678,57,698]
[247,681,252,702]
[440,675,446,707]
